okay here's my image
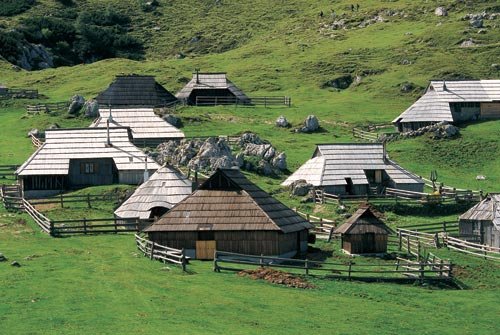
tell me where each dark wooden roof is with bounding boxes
[96,75,177,107]
[144,168,312,233]
[335,207,390,235]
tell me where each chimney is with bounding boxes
[106,105,113,146]
[383,140,387,162]
[443,80,447,91]
[195,68,200,84]
[143,157,150,182]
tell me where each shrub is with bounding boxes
[0,0,35,17]
[0,30,23,64]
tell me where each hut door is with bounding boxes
[362,233,376,253]
[196,240,216,260]
[375,170,382,184]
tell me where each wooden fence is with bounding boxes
[26,101,69,114]
[29,193,123,209]
[30,134,43,148]
[135,234,188,271]
[0,165,18,183]
[397,228,440,259]
[400,221,459,234]
[442,235,500,261]
[352,127,380,142]
[195,96,291,107]
[292,207,336,241]
[0,88,39,99]
[213,251,453,283]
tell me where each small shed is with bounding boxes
[114,165,193,220]
[175,72,250,105]
[459,194,500,247]
[0,84,7,96]
[334,207,390,254]
[90,108,185,147]
[144,168,312,259]
[96,74,178,107]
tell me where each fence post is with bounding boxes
[419,261,425,284]
[50,221,55,237]
[395,259,400,271]
[114,217,118,234]
[181,248,186,272]
[305,259,309,276]
[264,97,267,108]
[448,262,453,278]
[328,227,334,242]
[398,230,402,251]
[87,194,91,209]
[260,254,264,268]
[434,233,440,248]
[60,193,64,208]
[348,261,353,281]
[439,259,444,277]
[213,251,220,272]
[306,214,310,222]
[83,217,87,235]
[443,221,447,233]
[417,241,421,261]
[406,236,410,255]
[150,242,155,260]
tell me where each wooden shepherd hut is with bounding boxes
[144,168,313,259]
[96,74,178,107]
[334,207,390,254]
[16,127,159,198]
[459,194,500,247]
[175,71,250,105]
[114,165,193,220]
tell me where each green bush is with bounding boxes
[0,0,35,17]
[0,30,23,63]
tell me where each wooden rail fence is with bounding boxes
[26,101,69,114]
[442,234,500,261]
[29,193,123,209]
[0,88,39,99]
[195,96,291,107]
[213,251,453,283]
[0,166,18,183]
[135,234,188,271]
[292,208,336,241]
[352,127,380,142]
[30,134,43,148]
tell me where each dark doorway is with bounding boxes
[345,177,354,194]
[362,233,375,253]
[149,206,169,219]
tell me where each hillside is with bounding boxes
[1,1,500,334]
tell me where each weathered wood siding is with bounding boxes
[459,219,500,247]
[390,182,424,193]
[480,102,500,119]
[342,234,387,254]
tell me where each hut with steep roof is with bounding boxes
[144,168,313,259]
[393,80,500,132]
[175,71,250,105]
[282,143,424,196]
[334,207,391,254]
[96,75,178,107]
[16,127,159,198]
[90,108,184,147]
[459,194,500,247]
[115,165,193,220]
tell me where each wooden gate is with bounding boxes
[196,240,217,260]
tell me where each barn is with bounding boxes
[393,80,500,132]
[114,165,193,220]
[334,207,390,254]
[459,194,500,248]
[96,74,178,107]
[282,143,424,196]
[175,71,250,105]
[90,108,185,147]
[16,127,159,198]
[144,168,313,259]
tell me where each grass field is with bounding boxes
[1,0,500,334]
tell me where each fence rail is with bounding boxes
[443,234,500,261]
[213,251,452,282]
[30,134,43,148]
[29,193,123,209]
[0,165,18,183]
[135,234,187,270]
[292,207,336,241]
[26,101,69,114]
[195,96,291,107]
[0,88,39,99]
[352,127,380,142]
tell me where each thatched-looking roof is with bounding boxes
[460,194,500,229]
[175,72,250,101]
[393,80,500,124]
[335,207,390,235]
[282,143,423,187]
[90,108,184,141]
[16,127,160,176]
[96,75,177,107]
[144,168,312,233]
[114,165,192,219]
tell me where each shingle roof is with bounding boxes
[16,128,160,176]
[460,194,500,230]
[144,168,312,233]
[96,75,178,107]
[175,72,250,101]
[90,108,184,140]
[393,80,500,123]
[334,207,390,235]
[282,143,423,187]
[114,165,192,219]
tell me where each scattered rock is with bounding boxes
[470,19,483,28]
[289,179,313,197]
[400,82,416,93]
[0,253,6,262]
[163,114,181,127]
[492,64,500,70]
[257,160,274,176]
[434,7,448,16]
[322,75,353,90]
[476,175,486,180]
[17,43,54,71]
[401,59,412,65]
[47,123,60,130]
[68,95,85,115]
[477,29,487,34]
[460,39,477,48]
[235,152,245,167]
[83,99,99,118]
[11,65,21,72]
[175,53,186,59]
[272,152,287,171]
[27,129,39,138]
[238,132,263,146]
[11,261,21,267]
[298,115,320,133]
[187,137,236,171]
[275,115,289,128]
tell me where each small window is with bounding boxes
[80,162,97,174]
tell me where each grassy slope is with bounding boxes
[1,1,500,333]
